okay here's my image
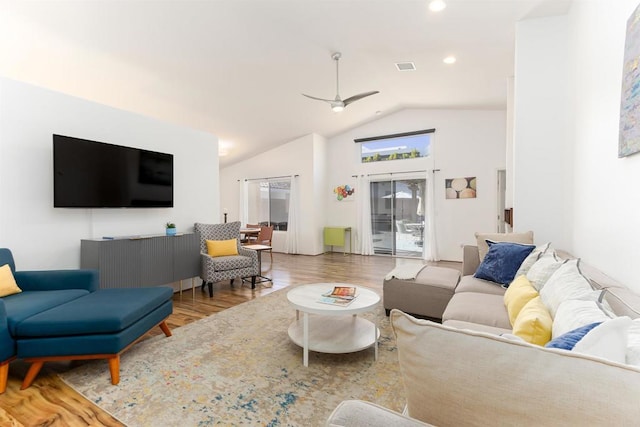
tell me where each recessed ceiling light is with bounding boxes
[429,0,446,12]
[443,56,456,64]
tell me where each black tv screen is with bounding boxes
[53,134,174,208]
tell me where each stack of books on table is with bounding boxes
[318,286,357,306]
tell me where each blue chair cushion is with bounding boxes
[15,286,173,337]
[2,290,90,335]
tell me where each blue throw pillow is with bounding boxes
[474,241,535,285]
[545,322,603,350]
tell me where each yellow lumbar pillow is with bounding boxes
[206,239,238,257]
[0,264,22,297]
[512,295,552,346]
[504,275,539,326]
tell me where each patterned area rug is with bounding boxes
[60,286,405,426]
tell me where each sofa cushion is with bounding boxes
[552,299,612,338]
[503,275,538,325]
[474,231,534,262]
[442,292,511,329]
[390,309,640,426]
[2,289,90,335]
[0,264,22,297]
[455,275,506,295]
[545,322,602,351]
[15,287,173,337]
[511,296,552,345]
[525,251,564,291]
[442,319,511,335]
[326,399,433,427]
[540,259,599,317]
[514,242,551,277]
[473,241,535,285]
[628,319,640,366]
[572,316,632,364]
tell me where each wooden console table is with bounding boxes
[81,233,200,293]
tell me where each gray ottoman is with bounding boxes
[383,266,461,320]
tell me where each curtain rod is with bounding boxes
[238,174,299,182]
[351,169,428,177]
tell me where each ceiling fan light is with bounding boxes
[332,105,344,113]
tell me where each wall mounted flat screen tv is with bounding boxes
[53,134,174,208]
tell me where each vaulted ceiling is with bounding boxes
[0,0,571,166]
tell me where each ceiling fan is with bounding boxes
[302,52,379,112]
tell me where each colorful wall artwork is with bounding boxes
[619,2,640,158]
[445,177,477,199]
[333,184,355,201]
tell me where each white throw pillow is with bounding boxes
[627,319,640,366]
[514,242,551,278]
[573,316,632,364]
[552,299,612,338]
[525,251,564,291]
[539,259,599,317]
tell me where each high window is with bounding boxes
[356,129,433,163]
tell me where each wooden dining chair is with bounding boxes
[254,225,274,262]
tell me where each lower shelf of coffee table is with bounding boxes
[287,314,379,354]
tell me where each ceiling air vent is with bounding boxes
[395,62,416,71]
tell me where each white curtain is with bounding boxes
[238,180,249,226]
[356,175,374,255]
[285,175,300,254]
[423,170,440,261]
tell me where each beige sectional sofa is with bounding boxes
[327,235,640,426]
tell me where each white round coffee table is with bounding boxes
[286,283,381,367]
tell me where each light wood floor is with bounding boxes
[0,252,461,426]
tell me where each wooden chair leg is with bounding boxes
[207,282,213,298]
[0,361,9,394]
[21,361,44,390]
[251,276,256,289]
[108,355,120,385]
[159,321,172,337]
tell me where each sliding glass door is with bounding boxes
[370,179,425,257]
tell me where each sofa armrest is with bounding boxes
[325,400,433,427]
[14,269,99,292]
[462,245,480,276]
[0,300,15,361]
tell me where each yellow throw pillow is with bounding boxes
[504,275,539,326]
[0,264,22,297]
[512,296,552,346]
[206,239,239,257]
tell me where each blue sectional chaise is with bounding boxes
[0,248,174,393]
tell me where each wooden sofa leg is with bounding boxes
[159,321,172,337]
[21,361,44,390]
[108,355,120,385]
[0,361,9,394]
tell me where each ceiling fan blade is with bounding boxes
[343,91,380,106]
[302,93,335,103]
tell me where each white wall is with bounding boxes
[220,133,327,255]
[326,109,506,261]
[221,109,505,260]
[513,16,571,248]
[566,0,640,292]
[0,77,218,270]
